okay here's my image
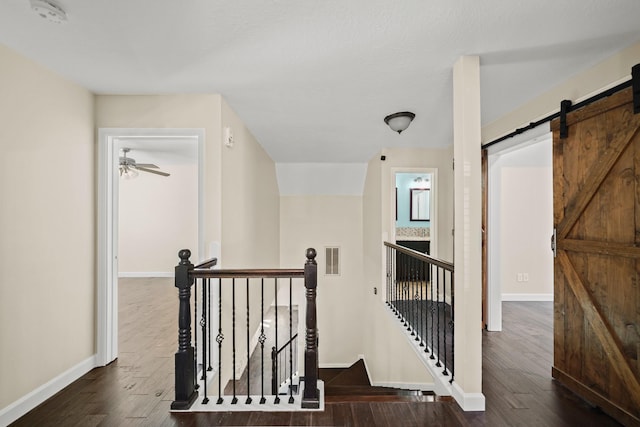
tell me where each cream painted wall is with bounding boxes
[95,94,223,258]
[452,56,483,406]
[213,99,281,386]
[500,167,553,297]
[483,41,640,143]
[280,195,364,366]
[361,148,455,388]
[118,163,198,274]
[0,45,95,408]
[220,99,280,269]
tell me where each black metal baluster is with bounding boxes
[405,256,410,328]
[386,246,392,309]
[194,278,199,390]
[288,278,294,404]
[435,267,442,368]
[201,278,209,404]
[429,267,435,358]
[389,247,394,312]
[274,278,280,404]
[395,248,400,317]
[419,261,424,347]
[385,246,389,306]
[207,278,212,372]
[449,271,455,383]
[231,278,238,404]
[442,272,449,377]
[245,278,252,404]
[216,278,224,404]
[259,279,266,403]
[409,256,415,334]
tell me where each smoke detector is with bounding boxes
[30,0,67,23]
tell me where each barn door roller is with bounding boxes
[559,100,572,139]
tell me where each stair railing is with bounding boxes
[271,333,298,399]
[384,242,455,382]
[171,248,319,410]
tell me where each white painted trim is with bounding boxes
[502,293,553,301]
[451,381,486,411]
[486,131,553,332]
[180,380,325,412]
[372,381,435,391]
[97,128,205,367]
[0,355,97,426]
[97,129,119,366]
[118,272,174,278]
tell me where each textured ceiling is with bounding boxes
[1,0,640,163]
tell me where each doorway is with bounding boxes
[392,169,437,259]
[97,128,204,366]
[485,130,553,331]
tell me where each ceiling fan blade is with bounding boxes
[135,163,159,168]
[137,166,170,177]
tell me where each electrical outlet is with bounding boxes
[517,273,523,282]
[523,273,529,282]
[373,287,377,295]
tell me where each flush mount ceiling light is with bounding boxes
[384,111,415,134]
[30,0,67,23]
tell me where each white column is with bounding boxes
[452,56,485,410]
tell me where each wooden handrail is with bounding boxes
[384,241,454,271]
[191,268,304,279]
[194,257,218,269]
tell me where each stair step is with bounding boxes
[320,360,370,386]
[319,359,447,404]
[325,385,425,396]
[324,394,439,403]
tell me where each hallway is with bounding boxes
[11,279,621,426]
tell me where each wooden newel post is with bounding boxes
[302,247,320,409]
[171,249,198,410]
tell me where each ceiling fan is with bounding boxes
[119,147,170,178]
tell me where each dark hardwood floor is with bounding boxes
[11,279,622,426]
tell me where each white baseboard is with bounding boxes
[373,380,435,391]
[0,354,97,426]
[452,382,486,411]
[502,293,553,301]
[118,272,173,278]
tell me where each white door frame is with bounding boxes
[97,127,205,366]
[486,128,551,331]
[390,167,438,258]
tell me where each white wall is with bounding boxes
[118,163,198,275]
[0,44,95,410]
[489,138,553,301]
[280,195,364,366]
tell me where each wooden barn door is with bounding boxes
[551,86,640,426]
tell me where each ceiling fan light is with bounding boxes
[384,111,415,134]
[120,165,138,179]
